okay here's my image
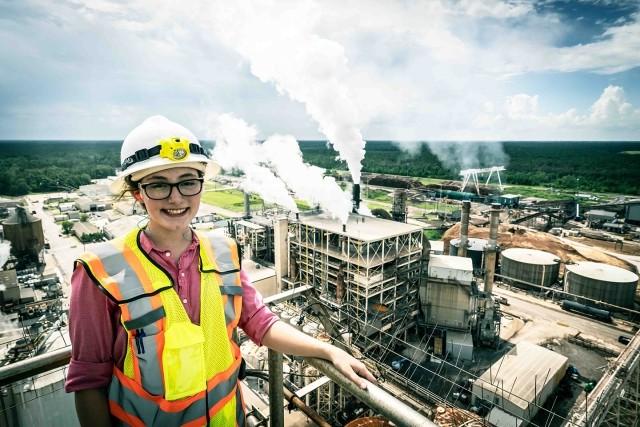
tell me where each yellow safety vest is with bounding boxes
[76,228,245,426]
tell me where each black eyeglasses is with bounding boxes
[139,178,204,200]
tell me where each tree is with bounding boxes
[61,221,74,235]
[371,208,392,220]
[80,213,89,222]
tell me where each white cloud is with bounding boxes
[471,85,640,140]
[0,0,639,142]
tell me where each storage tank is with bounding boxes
[565,262,639,308]
[2,207,44,259]
[500,248,560,289]
[449,238,487,270]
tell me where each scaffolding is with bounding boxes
[233,219,273,263]
[289,213,425,354]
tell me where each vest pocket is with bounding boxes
[162,322,207,401]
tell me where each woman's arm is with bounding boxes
[261,320,376,389]
[75,388,112,427]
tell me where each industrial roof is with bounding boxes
[450,237,487,251]
[298,212,423,242]
[585,209,616,218]
[429,254,473,271]
[474,342,568,410]
[501,248,559,265]
[566,261,639,283]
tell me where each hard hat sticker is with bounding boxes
[159,137,191,161]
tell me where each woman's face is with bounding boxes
[136,167,202,234]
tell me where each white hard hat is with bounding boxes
[110,115,220,194]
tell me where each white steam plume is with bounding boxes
[208,1,366,184]
[393,141,509,172]
[262,135,351,223]
[212,114,352,223]
[0,241,11,269]
[213,115,298,212]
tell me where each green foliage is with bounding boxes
[0,141,119,196]
[423,229,444,240]
[80,213,89,222]
[61,221,73,235]
[371,208,392,219]
[80,232,106,243]
[299,141,640,195]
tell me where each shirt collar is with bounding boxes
[138,228,200,255]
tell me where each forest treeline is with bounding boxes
[1,140,639,196]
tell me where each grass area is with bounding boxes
[366,200,390,211]
[201,189,263,212]
[417,177,447,185]
[501,184,574,200]
[423,229,444,240]
[365,188,392,202]
[622,151,640,155]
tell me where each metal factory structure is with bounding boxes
[288,212,425,350]
[500,247,560,290]
[565,262,639,308]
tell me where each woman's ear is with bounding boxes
[133,190,143,202]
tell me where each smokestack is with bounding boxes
[459,200,471,257]
[484,203,501,295]
[295,212,299,221]
[274,217,289,292]
[352,184,361,213]
[243,192,251,219]
[342,224,347,233]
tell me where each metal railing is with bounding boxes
[0,347,435,427]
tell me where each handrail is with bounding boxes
[306,357,436,427]
[0,348,436,427]
[0,347,71,386]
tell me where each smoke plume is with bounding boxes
[393,141,509,173]
[207,1,366,184]
[212,114,352,223]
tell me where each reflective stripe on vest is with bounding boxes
[76,228,244,426]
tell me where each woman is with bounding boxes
[64,116,375,426]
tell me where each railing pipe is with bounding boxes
[268,349,284,427]
[305,357,436,427]
[0,347,71,386]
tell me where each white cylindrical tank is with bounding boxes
[500,248,560,289]
[565,262,639,308]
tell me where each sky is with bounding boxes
[1,0,639,141]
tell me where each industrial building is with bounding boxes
[287,212,425,350]
[472,342,569,426]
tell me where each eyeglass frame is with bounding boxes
[138,178,205,200]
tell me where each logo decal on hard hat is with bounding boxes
[159,137,190,161]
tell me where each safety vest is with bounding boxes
[76,228,245,426]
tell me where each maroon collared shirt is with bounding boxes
[64,231,278,392]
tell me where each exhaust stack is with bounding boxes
[352,184,361,213]
[243,192,251,219]
[459,200,471,257]
[484,203,501,295]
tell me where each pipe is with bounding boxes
[459,200,471,257]
[268,349,284,427]
[282,387,332,427]
[305,358,436,427]
[484,203,501,295]
[0,347,71,386]
[352,183,361,213]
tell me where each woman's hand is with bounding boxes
[325,346,377,389]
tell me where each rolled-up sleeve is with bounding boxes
[64,264,120,392]
[237,270,279,346]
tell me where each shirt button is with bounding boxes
[165,251,171,257]
[182,298,188,304]
[181,272,185,277]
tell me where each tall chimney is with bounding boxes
[459,200,471,257]
[484,203,501,294]
[352,183,361,213]
[274,217,289,292]
[243,192,251,219]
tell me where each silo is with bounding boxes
[501,248,560,290]
[2,207,44,259]
[565,262,638,308]
[450,238,487,270]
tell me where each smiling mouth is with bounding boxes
[162,208,189,217]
